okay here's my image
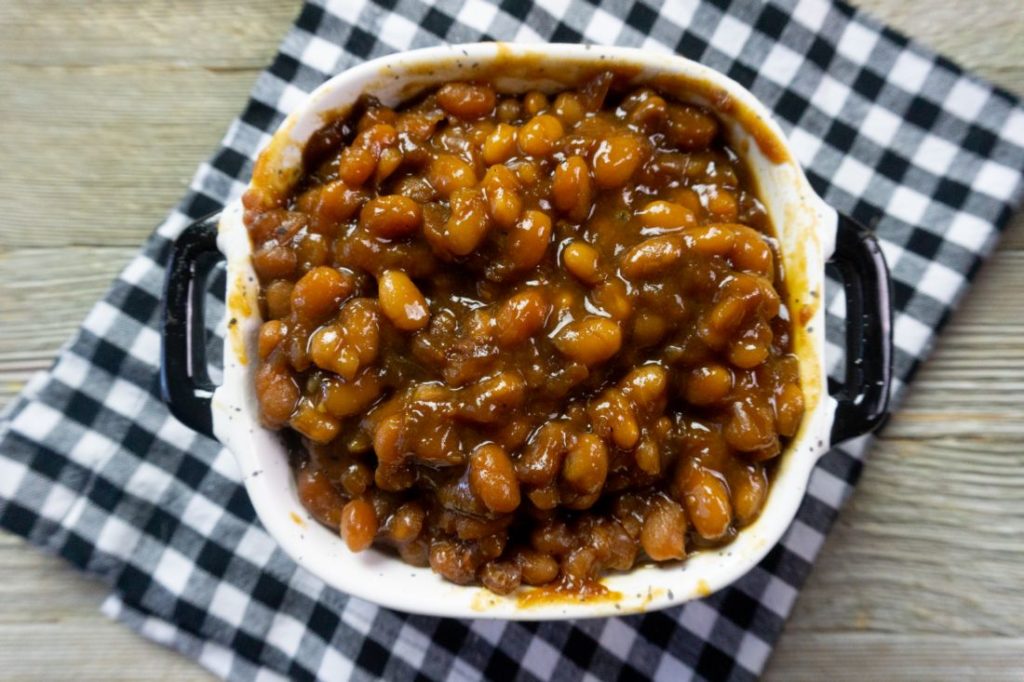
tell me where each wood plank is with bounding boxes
[765,634,1024,681]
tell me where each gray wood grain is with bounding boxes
[0,1,1021,679]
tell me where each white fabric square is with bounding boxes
[128,324,161,367]
[266,612,306,658]
[710,14,752,59]
[861,104,902,147]
[82,300,120,338]
[39,484,78,527]
[0,457,27,500]
[181,493,225,537]
[1003,108,1024,148]
[301,35,343,74]
[759,574,800,618]
[324,0,366,25]
[912,134,959,176]
[887,185,930,225]
[121,255,157,286]
[125,460,175,506]
[943,77,988,122]
[317,647,354,680]
[782,519,825,562]
[808,467,848,508]
[762,43,803,88]
[679,599,718,639]
[659,0,698,31]
[236,524,279,566]
[787,126,822,167]
[894,311,933,356]
[890,50,932,94]
[521,637,560,680]
[837,20,878,64]
[944,211,993,251]
[813,74,851,118]
[972,160,1019,201]
[154,547,194,594]
[584,8,624,44]
[11,402,62,442]
[598,618,636,660]
[791,0,830,33]
[278,84,310,117]
[52,352,90,391]
[471,619,506,646]
[917,261,963,303]
[94,514,142,558]
[391,622,430,669]
[67,430,120,469]
[654,653,691,681]
[380,13,419,51]
[834,154,873,197]
[456,0,498,34]
[735,633,772,674]
[209,581,250,628]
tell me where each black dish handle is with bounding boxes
[160,212,224,438]
[827,214,893,444]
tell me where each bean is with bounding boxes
[728,322,772,369]
[494,289,550,347]
[523,91,548,116]
[341,499,378,552]
[460,371,526,424]
[295,465,345,527]
[665,104,719,150]
[706,188,739,220]
[561,240,600,285]
[291,266,354,322]
[436,82,496,119]
[518,114,564,157]
[775,382,805,438]
[562,433,608,496]
[296,233,329,271]
[469,443,521,513]
[263,279,294,320]
[683,467,733,540]
[588,389,639,450]
[482,164,523,230]
[257,320,286,360]
[428,154,476,198]
[386,502,425,544]
[620,364,668,409]
[254,363,299,428]
[508,210,552,271]
[479,561,522,595]
[308,324,360,379]
[591,279,633,320]
[680,224,735,258]
[637,200,695,231]
[685,364,733,405]
[729,464,768,526]
[482,123,519,165]
[428,539,478,585]
[592,134,643,188]
[339,462,373,496]
[515,549,560,586]
[725,399,776,452]
[290,398,341,444]
[552,92,584,125]
[321,371,383,418]
[553,317,622,366]
[378,270,430,331]
[620,235,684,280]
[359,195,422,239]
[641,496,687,561]
[316,180,364,225]
[632,311,667,347]
[338,146,376,187]
[252,244,297,280]
[444,187,490,255]
[730,224,774,277]
[551,156,593,222]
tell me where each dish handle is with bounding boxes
[827,214,893,444]
[160,212,224,438]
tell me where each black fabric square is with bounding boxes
[753,3,788,39]
[675,33,708,61]
[935,177,970,209]
[852,67,885,100]
[172,597,207,635]
[433,619,471,653]
[232,629,266,666]
[616,662,649,682]
[308,603,341,641]
[225,484,257,522]
[695,642,735,681]
[551,22,583,43]
[563,628,597,670]
[892,279,915,310]
[0,501,38,537]
[877,149,911,182]
[905,95,941,130]
[59,532,94,571]
[211,147,249,179]
[27,442,67,481]
[422,7,455,39]
[963,123,998,157]
[65,391,103,428]
[185,192,224,221]
[295,4,325,33]
[117,563,154,603]
[345,26,376,59]
[268,53,301,82]
[122,423,156,458]
[176,453,210,490]
[824,119,858,151]
[719,590,760,630]
[906,227,944,259]
[87,474,124,513]
[287,660,317,682]
[252,572,288,611]
[196,540,233,578]
[625,2,658,35]
[482,647,518,681]
[500,0,531,20]
[144,507,181,544]
[637,611,676,649]
[239,100,278,133]
[806,35,835,70]
[727,61,757,89]
[355,637,390,677]
[775,89,810,124]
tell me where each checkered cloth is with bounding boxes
[2,0,1023,679]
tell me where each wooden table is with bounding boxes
[1,2,1021,679]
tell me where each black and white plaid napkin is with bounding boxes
[2,0,1023,679]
